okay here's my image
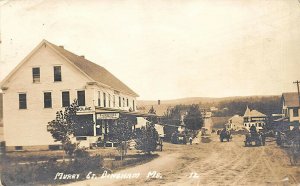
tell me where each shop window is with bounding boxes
[32,67,40,83]
[77,91,85,106]
[74,114,94,136]
[44,92,52,108]
[54,66,62,82]
[19,93,27,109]
[96,121,103,135]
[62,91,70,107]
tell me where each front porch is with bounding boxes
[74,107,155,148]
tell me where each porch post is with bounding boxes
[93,113,97,136]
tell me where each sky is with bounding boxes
[0,0,300,100]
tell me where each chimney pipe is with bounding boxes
[59,45,64,49]
[80,55,85,58]
[158,100,160,105]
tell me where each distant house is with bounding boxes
[281,92,300,122]
[226,115,243,131]
[210,107,218,112]
[243,106,267,130]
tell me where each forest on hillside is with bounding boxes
[139,96,282,118]
[211,96,281,117]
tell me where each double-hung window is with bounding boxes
[62,91,70,107]
[44,92,52,108]
[77,91,85,106]
[108,94,111,107]
[19,93,27,109]
[98,91,101,106]
[103,93,106,107]
[133,100,135,111]
[54,66,62,82]
[293,108,299,117]
[113,95,116,107]
[32,67,40,83]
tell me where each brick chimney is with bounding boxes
[59,45,64,49]
[158,100,161,105]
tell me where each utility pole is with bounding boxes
[293,80,300,115]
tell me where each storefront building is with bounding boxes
[0,40,145,151]
[243,106,267,131]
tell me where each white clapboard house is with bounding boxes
[243,106,267,130]
[0,40,151,151]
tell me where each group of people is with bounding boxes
[189,136,200,145]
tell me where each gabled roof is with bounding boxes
[244,106,251,116]
[138,105,170,117]
[282,92,299,108]
[244,106,266,117]
[229,114,243,120]
[45,40,138,97]
[1,40,139,97]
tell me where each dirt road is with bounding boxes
[66,131,300,186]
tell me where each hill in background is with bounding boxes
[137,95,281,117]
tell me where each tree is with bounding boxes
[109,116,134,143]
[47,100,79,156]
[109,115,135,159]
[136,122,159,154]
[184,104,203,131]
[164,105,183,126]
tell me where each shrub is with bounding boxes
[136,123,159,154]
[74,148,89,158]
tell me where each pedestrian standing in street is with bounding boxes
[189,136,193,145]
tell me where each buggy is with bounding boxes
[219,129,231,142]
[277,128,300,165]
[244,132,263,146]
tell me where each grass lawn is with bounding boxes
[3,147,143,163]
[0,147,159,185]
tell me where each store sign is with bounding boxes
[77,106,92,112]
[97,113,119,120]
